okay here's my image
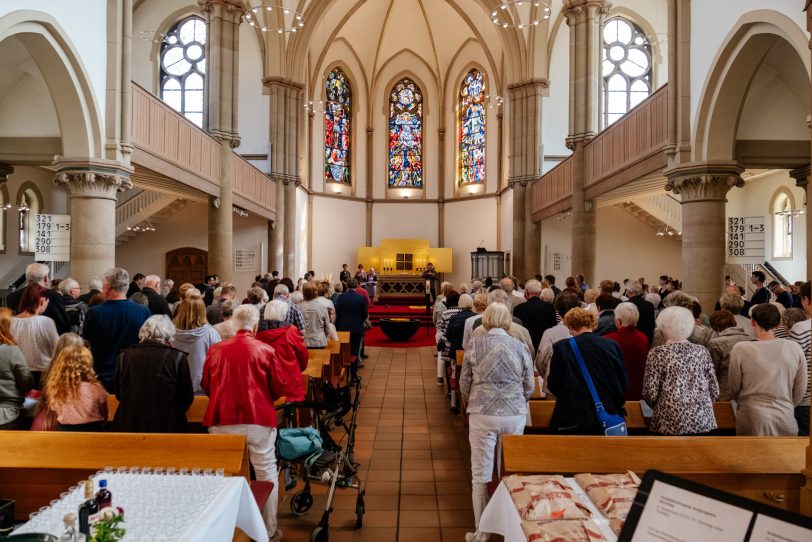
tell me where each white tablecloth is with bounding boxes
[15,474,266,542]
[478,478,619,542]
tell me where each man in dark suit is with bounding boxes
[335,278,368,376]
[625,280,655,343]
[6,262,72,334]
[141,274,172,316]
[126,273,145,298]
[512,279,557,352]
[78,276,103,304]
[422,262,438,303]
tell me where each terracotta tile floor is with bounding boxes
[277,346,476,541]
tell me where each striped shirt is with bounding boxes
[789,319,811,405]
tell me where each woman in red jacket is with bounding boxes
[255,299,308,402]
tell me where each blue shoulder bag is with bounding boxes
[568,337,627,436]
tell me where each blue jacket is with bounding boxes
[335,290,368,334]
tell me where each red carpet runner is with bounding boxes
[363,323,436,348]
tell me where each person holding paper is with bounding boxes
[729,303,807,436]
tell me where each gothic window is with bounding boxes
[772,189,794,259]
[160,16,206,128]
[388,78,423,189]
[602,17,651,127]
[17,186,40,255]
[458,70,486,186]
[324,68,351,185]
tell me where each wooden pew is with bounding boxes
[0,431,249,520]
[307,349,333,379]
[326,338,343,376]
[336,331,352,366]
[106,395,210,423]
[501,435,807,512]
[527,401,734,433]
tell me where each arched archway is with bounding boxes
[693,10,810,166]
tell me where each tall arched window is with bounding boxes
[17,185,41,255]
[772,189,794,259]
[388,78,423,189]
[324,68,351,185]
[458,69,486,186]
[160,16,206,128]
[602,17,651,127]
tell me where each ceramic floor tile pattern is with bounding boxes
[277,346,476,541]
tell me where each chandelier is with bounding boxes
[127,209,156,233]
[656,212,681,237]
[245,3,305,34]
[491,1,552,29]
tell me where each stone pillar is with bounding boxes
[510,180,527,278]
[271,183,285,273]
[665,0,692,167]
[265,77,304,278]
[524,187,540,277]
[200,0,244,282]
[565,0,609,284]
[665,163,743,313]
[789,166,811,281]
[801,1,812,518]
[53,160,132,290]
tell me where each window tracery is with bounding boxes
[160,16,207,128]
[458,70,486,187]
[324,68,351,185]
[602,17,652,127]
[388,78,423,189]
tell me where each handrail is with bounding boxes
[115,190,165,226]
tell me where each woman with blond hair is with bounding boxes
[43,345,108,431]
[173,288,221,394]
[0,309,33,429]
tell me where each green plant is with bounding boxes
[89,507,126,542]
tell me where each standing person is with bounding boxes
[299,283,331,348]
[160,279,175,298]
[59,278,88,335]
[460,303,535,542]
[126,273,145,298]
[213,301,237,340]
[789,280,812,435]
[6,263,72,335]
[365,268,378,307]
[605,303,649,401]
[354,264,367,285]
[769,281,795,309]
[534,292,583,392]
[750,271,771,305]
[140,275,172,316]
[173,289,222,394]
[0,309,34,430]
[270,284,306,332]
[82,268,151,392]
[422,262,438,303]
[339,264,351,288]
[256,300,308,402]
[42,345,108,431]
[78,277,103,305]
[547,308,627,434]
[335,278,368,376]
[202,305,287,542]
[707,310,750,401]
[643,307,719,435]
[206,284,237,325]
[625,280,655,344]
[512,279,557,352]
[112,315,194,433]
[544,275,561,298]
[11,284,58,388]
[196,275,218,306]
[729,304,807,436]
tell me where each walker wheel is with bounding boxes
[291,490,314,516]
[355,492,365,529]
[310,525,328,542]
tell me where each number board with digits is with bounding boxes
[727,216,765,258]
[35,214,71,261]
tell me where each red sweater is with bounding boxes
[605,326,649,401]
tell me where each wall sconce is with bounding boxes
[401,194,409,199]
[468,186,478,195]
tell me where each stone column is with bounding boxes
[271,183,285,273]
[665,163,743,313]
[265,77,304,278]
[524,186,541,277]
[789,166,811,281]
[565,0,610,284]
[53,160,132,289]
[801,0,812,518]
[510,180,527,278]
[200,0,244,282]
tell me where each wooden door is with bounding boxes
[166,247,208,287]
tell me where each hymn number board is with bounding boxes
[727,216,764,258]
[35,214,71,261]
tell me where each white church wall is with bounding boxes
[296,186,308,278]
[115,201,268,294]
[132,0,196,93]
[310,196,366,279]
[595,205,683,285]
[443,198,498,285]
[725,170,808,283]
[371,203,438,247]
[690,0,809,134]
[543,8,570,167]
[0,59,60,137]
[501,188,513,255]
[541,214,572,280]
[237,24,269,157]
[0,1,109,135]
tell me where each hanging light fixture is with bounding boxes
[126,208,157,233]
[490,1,552,29]
[245,2,305,35]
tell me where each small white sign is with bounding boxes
[727,216,765,258]
[35,213,70,261]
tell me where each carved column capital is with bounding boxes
[563,0,612,24]
[508,178,531,189]
[790,165,810,192]
[665,162,744,203]
[0,163,13,186]
[198,0,246,20]
[52,159,133,200]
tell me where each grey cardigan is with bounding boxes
[0,344,34,425]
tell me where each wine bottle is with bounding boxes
[59,512,86,542]
[77,480,98,536]
[95,479,112,509]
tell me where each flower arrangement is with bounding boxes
[89,507,125,542]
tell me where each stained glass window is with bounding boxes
[602,17,651,127]
[458,70,486,186]
[160,16,206,128]
[388,78,423,188]
[324,68,351,184]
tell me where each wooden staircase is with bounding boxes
[115,190,188,246]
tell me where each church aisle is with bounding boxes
[277,346,476,541]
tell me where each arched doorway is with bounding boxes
[166,247,208,288]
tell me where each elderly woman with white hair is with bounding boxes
[643,306,719,435]
[460,303,535,542]
[58,277,88,334]
[605,302,650,401]
[112,315,194,433]
[255,299,308,402]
